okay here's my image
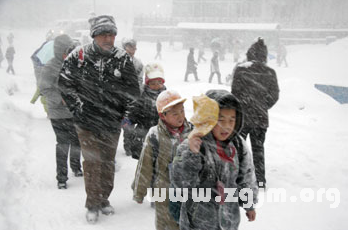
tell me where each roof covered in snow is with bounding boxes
[177,22,281,31]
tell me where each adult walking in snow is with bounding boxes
[121,37,144,156]
[209,51,222,84]
[154,39,162,60]
[5,43,15,75]
[231,37,279,189]
[184,47,199,82]
[58,15,140,224]
[39,34,82,189]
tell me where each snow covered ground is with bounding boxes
[1,28,348,230]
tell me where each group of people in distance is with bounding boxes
[37,14,279,229]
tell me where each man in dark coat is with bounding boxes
[231,37,279,189]
[184,47,199,82]
[58,15,140,224]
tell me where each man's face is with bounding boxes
[125,45,136,57]
[94,33,116,51]
[162,103,185,128]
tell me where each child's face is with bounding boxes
[212,108,236,141]
[162,103,185,128]
[148,79,164,91]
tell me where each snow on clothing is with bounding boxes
[132,56,144,88]
[171,92,258,230]
[59,41,140,210]
[39,35,74,120]
[127,85,166,159]
[39,34,81,183]
[231,61,279,128]
[231,41,279,185]
[59,41,140,133]
[133,119,192,230]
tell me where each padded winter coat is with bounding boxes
[39,36,74,119]
[171,91,258,230]
[127,85,166,159]
[231,61,279,128]
[59,42,140,133]
[133,119,192,203]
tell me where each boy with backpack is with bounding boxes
[133,90,192,230]
[171,90,258,230]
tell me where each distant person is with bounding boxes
[39,34,82,189]
[58,15,140,224]
[7,32,14,44]
[122,38,144,91]
[184,47,199,82]
[197,42,206,63]
[209,51,222,84]
[121,37,144,156]
[277,43,288,67]
[231,37,279,189]
[154,39,162,60]
[5,44,15,74]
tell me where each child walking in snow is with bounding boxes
[133,90,192,230]
[171,90,258,230]
[126,63,167,159]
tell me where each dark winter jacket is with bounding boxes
[39,35,75,119]
[171,91,258,230]
[58,41,140,133]
[186,51,197,73]
[5,46,15,61]
[231,61,279,128]
[127,85,166,159]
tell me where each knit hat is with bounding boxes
[246,37,268,62]
[188,94,219,139]
[156,90,186,113]
[122,38,137,49]
[89,15,117,38]
[145,63,165,85]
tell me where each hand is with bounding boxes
[246,210,256,221]
[188,133,203,154]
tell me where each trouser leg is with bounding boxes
[76,127,103,209]
[56,143,69,182]
[217,71,222,84]
[51,119,71,183]
[99,131,120,207]
[155,198,179,230]
[249,127,267,184]
[209,72,214,83]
